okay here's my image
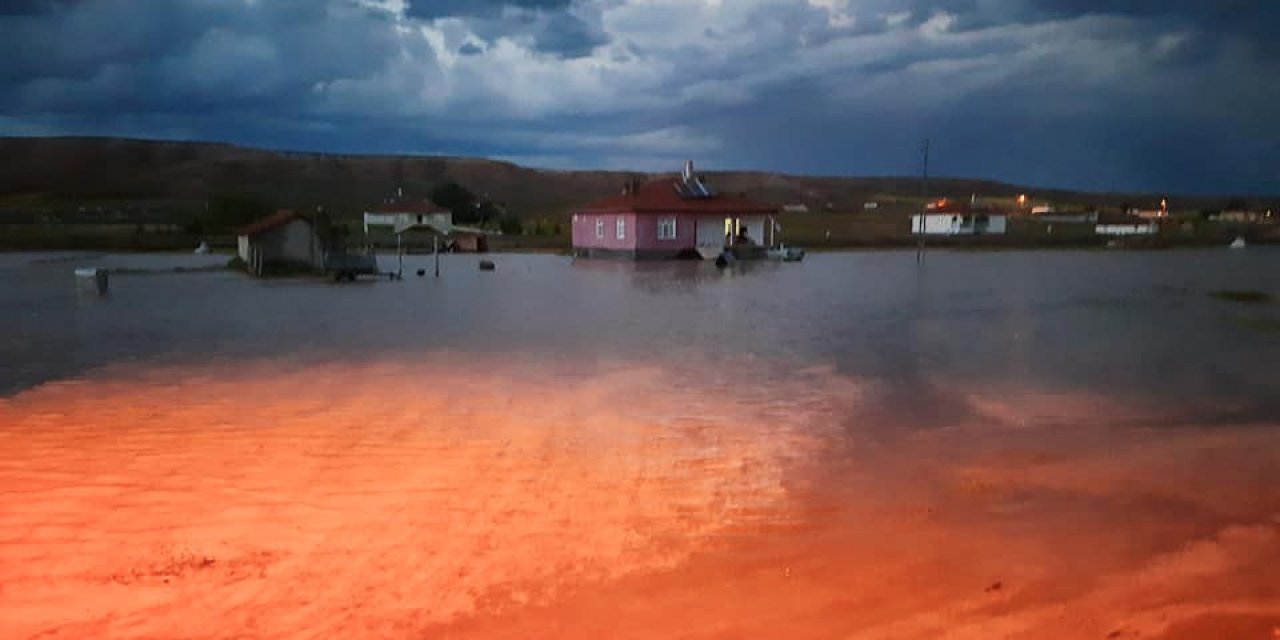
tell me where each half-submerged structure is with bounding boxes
[238,209,377,279]
[571,162,780,260]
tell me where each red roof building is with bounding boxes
[238,209,306,237]
[572,164,780,260]
[236,209,327,275]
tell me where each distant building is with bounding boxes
[782,204,809,214]
[571,161,780,260]
[1030,205,1055,216]
[1096,213,1159,236]
[446,233,489,253]
[863,202,879,210]
[237,210,328,275]
[1213,210,1269,224]
[911,199,1008,236]
[364,200,452,234]
[363,199,492,252]
[1036,211,1099,225]
[1128,208,1168,220]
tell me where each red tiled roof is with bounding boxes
[368,200,450,215]
[239,209,307,237]
[578,178,779,215]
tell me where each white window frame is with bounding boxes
[616,217,626,240]
[657,217,677,240]
[595,217,604,238]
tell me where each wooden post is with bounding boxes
[917,138,930,263]
[397,232,403,279]
[433,234,440,278]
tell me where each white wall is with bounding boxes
[695,216,724,248]
[912,214,1007,235]
[693,215,769,247]
[277,219,316,263]
[1096,224,1157,236]
[364,212,453,234]
[249,219,320,266]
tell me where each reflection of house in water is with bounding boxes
[911,199,1008,236]
[571,161,780,260]
[362,199,490,253]
[569,255,776,293]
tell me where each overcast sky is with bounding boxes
[1,0,1276,194]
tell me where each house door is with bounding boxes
[696,216,729,248]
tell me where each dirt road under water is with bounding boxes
[0,356,1276,639]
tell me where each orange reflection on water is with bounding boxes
[0,357,835,638]
[0,358,1277,639]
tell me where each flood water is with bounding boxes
[1,250,1278,639]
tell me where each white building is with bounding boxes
[364,201,453,234]
[912,212,1008,235]
[1096,214,1159,236]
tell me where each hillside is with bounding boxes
[0,137,1271,227]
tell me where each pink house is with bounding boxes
[572,164,780,260]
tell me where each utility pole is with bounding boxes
[917,138,930,263]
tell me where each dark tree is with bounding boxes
[499,215,523,235]
[431,181,479,222]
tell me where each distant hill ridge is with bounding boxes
[0,136,1267,221]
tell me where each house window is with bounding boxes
[616,217,626,239]
[595,218,604,238]
[657,217,677,240]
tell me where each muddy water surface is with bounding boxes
[0,250,1277,638]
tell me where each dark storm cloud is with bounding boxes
[404,0,606,57]
[0,0,77,16]
[866,0,1279,53]
[0,0,398,112]
[0,0,1275,194]
[404,0,573,19]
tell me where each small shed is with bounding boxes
[446,232,490,253]
[237,210,326,276]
